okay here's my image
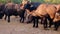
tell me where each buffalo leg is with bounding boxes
[20,17,22,23]
[8,16,10,22]
[20,17,24,23]
[33,16,39,28]
[41,18,43,24]
[54,21,59,31]
[19,15,22,23]
[47,15,53,28]
[43,17,47,29]
[33,16,35,27]
[4,15,7,20]
[49,19,53,28]
[22,17,25,23]
[36,17,38,28]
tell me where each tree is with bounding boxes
[12,0,22,4]
[44,0,60,4]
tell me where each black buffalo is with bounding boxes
[4,3,26,23]
[0,3,5,19]
[24,2,41,27]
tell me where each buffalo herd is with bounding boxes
[0,2,60,31]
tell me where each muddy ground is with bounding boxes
[0,16,60,34]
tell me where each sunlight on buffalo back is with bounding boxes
[34,4,48,17]
[46,5,57,19]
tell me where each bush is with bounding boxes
[0,0,60,4]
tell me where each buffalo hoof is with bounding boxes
[0,17,2,19]
[43,27,48,30]
[20,20,22,23]
[0,18,2,19]
[49,25,51,28]
[54,28,58,31]
[33,25,35,28]
[36,26,38,28]
[8,20,10,23]
[22,21,24,23]
[44,26,48,29]
[27,22,30,24]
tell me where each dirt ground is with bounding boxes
[0,16,60,34]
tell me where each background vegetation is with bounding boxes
[0,0,60,4]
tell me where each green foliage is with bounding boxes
[44,0,60,4]
[11,0,22,4]
[31,0,45,3]
[0,0,60,4]
[0,0,6,3]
